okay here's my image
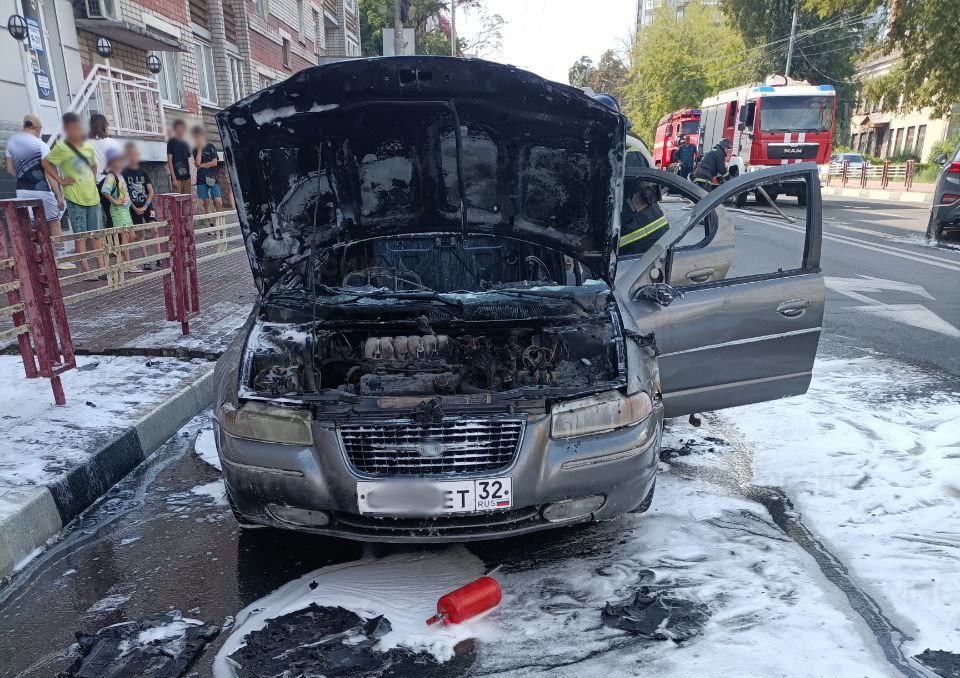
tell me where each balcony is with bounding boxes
[51,65,167,144]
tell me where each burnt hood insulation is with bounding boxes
[217,56,626,295]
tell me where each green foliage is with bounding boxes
[721,0,862,139]
[358,0,503,57]
[889,150,921,163]
[915,164,941,184]
[805,0,960,115]
[621,2,753,140]
[928,134,960,163]
[566,50,629,98]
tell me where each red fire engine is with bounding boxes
[652,108,701,169]
[699,76,836,203]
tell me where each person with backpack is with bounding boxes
[192,125,223,216]
[167,119,192,195]
[100,146,142,273]
[46,112,104,273]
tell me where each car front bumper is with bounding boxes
[216,408,662,542]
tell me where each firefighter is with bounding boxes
[619,177,669,256]
[671,135,697,180]
[693,138,732,191]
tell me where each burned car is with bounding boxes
[213,57,825,540]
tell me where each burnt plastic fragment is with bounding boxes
[601,587,708,642]
[57,611,219,678]
[915,649,960,678]
[228,604,474,677]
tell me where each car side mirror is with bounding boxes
[934,153,948,165]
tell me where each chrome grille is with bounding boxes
[339,418,524,477]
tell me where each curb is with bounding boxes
[823,185,934,204]
[0,369,215,578]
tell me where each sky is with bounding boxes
[457,0,637,84]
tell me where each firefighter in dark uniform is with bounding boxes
[693,138,733,191]
[619,177,669,256]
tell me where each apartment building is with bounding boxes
[0,0,360,197]
[636,0,719,27]
[849,53,958,162]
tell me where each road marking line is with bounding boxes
[737,213,960,272]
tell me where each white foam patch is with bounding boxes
[194,428,221,471]
[214,548,488,677]
[710,356,960,657]
[191,480,227,505]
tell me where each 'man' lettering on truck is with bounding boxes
[698,76,836,205]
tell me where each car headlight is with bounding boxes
[219,401,313,445]
[551,391,653,439]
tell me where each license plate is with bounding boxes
[357,477,512,515]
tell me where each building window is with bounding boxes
[915,125,927,157]
[313,9,323,54]
[253,0,267,18]
[344,0,356,13]
[259,74,274,90]
[904,127,915,156]
[282,37,291,68]
[346,37,360,56]
[296,0,305,41]
[153,51,181,106]
[193,40,218,105]
[229,54,244,102]
[892,128,903,157]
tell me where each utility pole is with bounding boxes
[450,0,457,57]
[784,2,799,79]
[394,0,404,55]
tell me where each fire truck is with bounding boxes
[699,75,836,204]
[652,108,701,169]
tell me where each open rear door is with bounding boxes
[622,164,825,417]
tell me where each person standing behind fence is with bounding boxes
[100,146,142,273]
[46,112,104,274]
[192,125,223,217]
[4,114,75,271]
[122,141,155,268]
[88,113,122,229]
[167,120,192,195]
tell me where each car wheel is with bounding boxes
[762,190,779,206]
[631,479,656,514]
[734,191,748,207]
[926,215,944,242]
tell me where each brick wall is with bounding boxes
[247,0,322,76]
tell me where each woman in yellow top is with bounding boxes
[45,112,103,274]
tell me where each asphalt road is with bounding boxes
[1,195,958,678]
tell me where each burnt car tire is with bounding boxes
[926,215,944,242]
[631,479,657,514]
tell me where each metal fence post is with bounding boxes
[860,162,868,188]
[905,160,915,190]
[156,193,199,335]
[841,159,849,186]
[881,160,890,189]
[1,199,76,405]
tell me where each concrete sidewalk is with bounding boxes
[822,181,934,204]
[0,250,255,578]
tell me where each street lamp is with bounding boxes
[7,14,28,41]
[96,36,113,58]
[146,54,162,74]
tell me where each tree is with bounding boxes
[621,2,754,140]
[566,51,629,98]
[721,0,863,137]
[358,0,504,57]
[568,56,595,89]
[803,0,959,116]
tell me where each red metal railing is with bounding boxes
[0,200,76,404]
[0,194,201,404]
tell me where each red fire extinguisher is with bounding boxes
[426,575,502,626]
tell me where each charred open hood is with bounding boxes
[217,57,626,295]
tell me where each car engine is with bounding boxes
[247,320,620,397]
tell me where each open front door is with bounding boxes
[622,164,825,417]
